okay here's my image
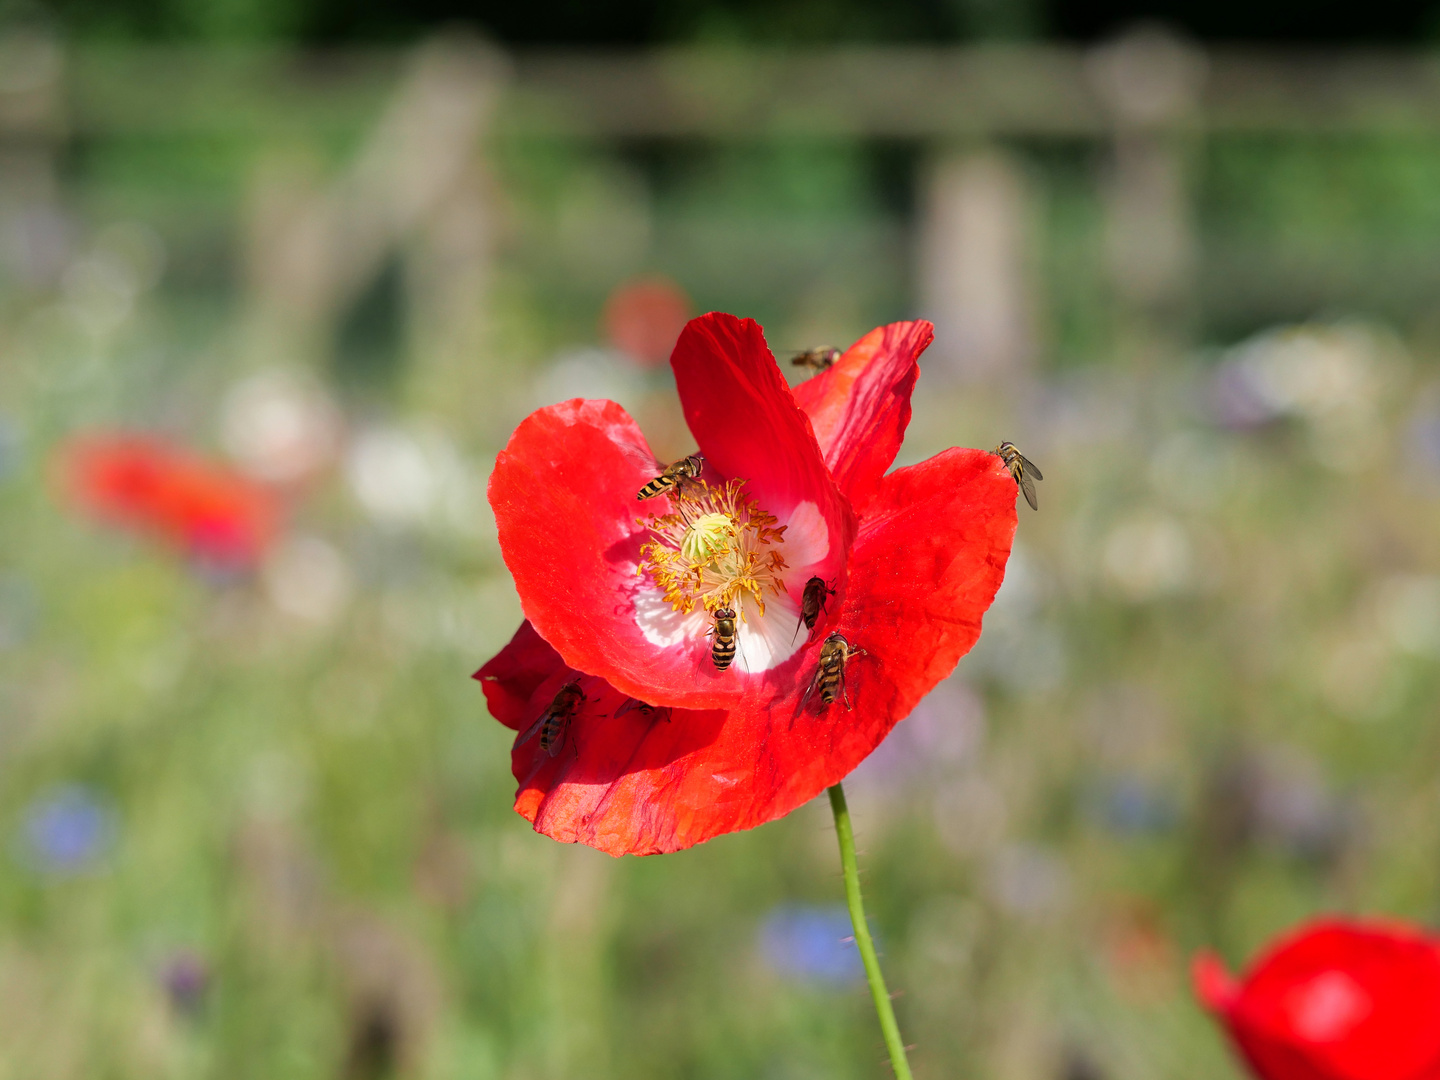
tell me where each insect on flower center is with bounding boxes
[638,478,789,619]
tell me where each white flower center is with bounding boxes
[633,480,830,673]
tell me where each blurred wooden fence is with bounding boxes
[5,31,1440,384]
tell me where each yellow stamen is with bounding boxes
[638,478,789,618]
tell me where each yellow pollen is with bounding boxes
[638,478,789,618]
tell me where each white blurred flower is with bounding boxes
[60,222,166,337]
[345,424,476,532]
[62,254,136,335]
[534,346,647,415]
[1236,324,1385,419]
[1102,513,1193,600]
[262,537,353,624]
[1372,574,1440,657]
[221,369,342,484]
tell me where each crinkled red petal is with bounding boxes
[483,445,1016,855]
[671,312,855,570]
[791,320,932,515]
[489,398,748,710]
[473,621,569,730]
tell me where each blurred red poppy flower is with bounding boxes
[476,313,1018,855]
[1194,918,1440,1080]
[602,276,693,369]
[60,433,280,569]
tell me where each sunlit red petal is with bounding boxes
[824,447,1017,725]
[671,312,855,566]
[489,398,748,710]
[791,320,932,514]
[486,445,1017,855]
[1198,920,1440,1080]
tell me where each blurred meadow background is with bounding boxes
[7,0,1440,1076]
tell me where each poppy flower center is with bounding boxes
[638,478,789,618]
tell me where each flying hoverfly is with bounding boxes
[636,453,705,501]
[517,680,584,757]
[993,441,1043,511]
[708,606,738,671]
[803,632,866,710]
[790,347,841,375]
[793,576,835,643]
[615,697,672,723]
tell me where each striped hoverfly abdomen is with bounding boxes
[708,606,738,671]
[636,454,705,501]
[804,632,865,710]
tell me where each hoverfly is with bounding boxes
[803,632,866,710]
[517,680,584,757]
[708,606,738,671]
[790,347,841,376]
[793,576,835,643]
[993,441,1043,511]
[615,696,671,723]
[637,453,704,501]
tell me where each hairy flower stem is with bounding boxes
[828,782,914,1080]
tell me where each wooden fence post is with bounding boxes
[917,147,1040,383]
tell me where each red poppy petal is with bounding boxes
[489,398,748,710]
[498,445,1017,855]
[473,621,569,731]
[1223,921,1440,1080]
[791,320,932,514]
[806,445,1017,772]
[1193,951,1238,1014]
[60,434,279,566]
[671,312,856,565]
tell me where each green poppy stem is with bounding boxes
[828,782,914,1080]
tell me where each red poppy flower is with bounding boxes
[60,433,281,569]
[1194,918,1440,1080]
[476,313,1018,855]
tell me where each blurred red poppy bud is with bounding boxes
[602,276,693,369]
[1194,918,1440,1080]
[59,432,281,569]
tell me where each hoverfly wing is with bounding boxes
[616,696,661,720]
[800,663,824,709]
[1019,453,1042,482]
[516,711,548,748]
[1018,473,1039,511]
